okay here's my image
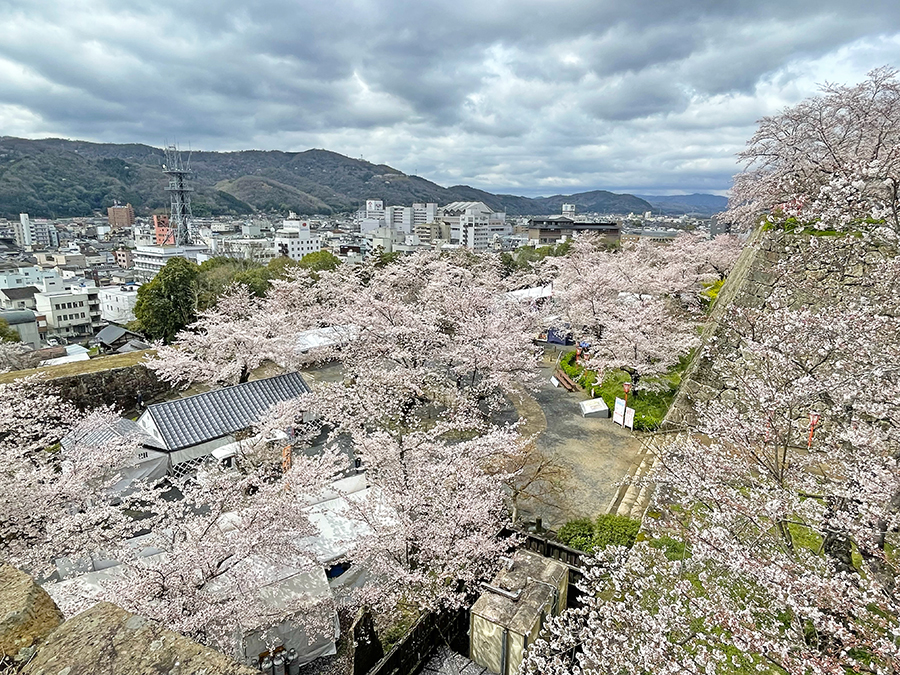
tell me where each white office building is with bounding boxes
[274,213,321,261]
[132,245,207,283]
[440,202,509,251]
[413,203,438,227]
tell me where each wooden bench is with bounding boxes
[554,368,578,392]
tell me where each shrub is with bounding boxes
[556,517,595,552]
[592,514,640,549]
[557,514,641,553]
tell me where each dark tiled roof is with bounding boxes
[96,324,136,345]
[0,286,38,299]
[144,372,311,451]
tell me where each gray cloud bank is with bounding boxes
[1,0,900,196]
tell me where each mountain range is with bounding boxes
[0,137,726,219]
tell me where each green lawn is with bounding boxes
[559,352,690,431]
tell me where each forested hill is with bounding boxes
[0,136,659,219]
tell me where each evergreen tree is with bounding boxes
[133,257,200,343]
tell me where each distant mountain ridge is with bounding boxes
[0,137,711,219]
[634,193,729,217]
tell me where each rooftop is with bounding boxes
[0,309,36,325]
[0,286,39,300]
[470,550,567,635]
[141,372,312,451]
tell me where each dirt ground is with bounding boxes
[511,352,647,529]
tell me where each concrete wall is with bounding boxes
[470,613,504,674]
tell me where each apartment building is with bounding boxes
[99,285,140,324]
[107,203,135,228]
[13,214,59,248]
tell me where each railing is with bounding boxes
[357,608,467,675]
[500,528,586,608]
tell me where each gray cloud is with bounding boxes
[1,0,900,195]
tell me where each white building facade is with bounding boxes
[274,214,321,261]
[13,214,59,248]
[132,245,207,283]
[99,286,140,324]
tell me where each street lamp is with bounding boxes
[623,381,633,407]
[807,411,821,449]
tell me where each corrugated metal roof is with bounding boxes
[144,372,311,451]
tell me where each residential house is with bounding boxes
[0,286,39,311]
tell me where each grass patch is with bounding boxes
[0,349,155,384]
[560,352,691,431]
[557,514,641,553]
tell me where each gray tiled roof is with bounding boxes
[145,372,311,451]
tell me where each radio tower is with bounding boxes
[163,144,194,246]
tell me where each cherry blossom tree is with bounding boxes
[146,283,289,387]
[727,67,900,234]
[0,341,29,373]
[0,377,142,574]
[547,233,737,389]
[146,249,547,617]
[333,424,518,617]
[54,448,343,653]
[522,244,900,675]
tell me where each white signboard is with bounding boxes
[550,376,560,388]
[613,397,626,426]
[624,407,636,430]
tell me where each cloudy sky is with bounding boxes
[2,1,900,196]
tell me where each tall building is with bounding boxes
[274,213,321,261]
[439,202,509,251]
[107,203,135,228]
[384,206,413,234]
[412,203,438,227]
[153,215,173,245]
